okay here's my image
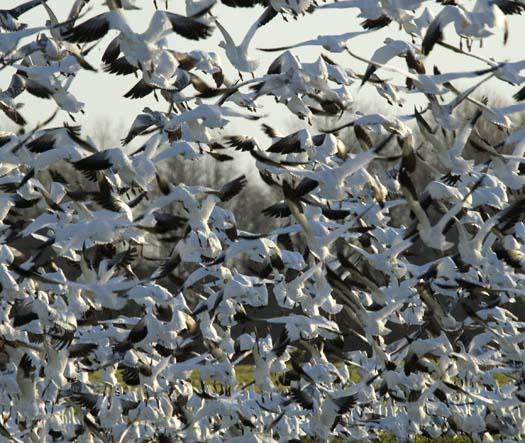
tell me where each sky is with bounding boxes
[1,0,525,156]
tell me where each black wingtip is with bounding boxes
[514,85,525,102]
[422,22,442,56]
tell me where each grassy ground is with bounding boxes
[91,363,512,390]
[88,365,512,442]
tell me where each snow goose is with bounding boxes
[281,134,395,200]
[288,386,358,441]
[0,24,51,57]
[422,1,520,55]
[71,133,164,189]
[0,0,48,31]
[63,1,212,45]
[165,102,262,130]
[11,60,85,114]
[215,7,277,78]
[221,0,315,18]
[399,169,487,251]
[258,30,369,53]
[455,197,525,265]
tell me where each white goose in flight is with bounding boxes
[63,0,213,89]
[64,0,212,45]
[0,0,49,31]
[399,171,485,251]
[221,0,315,15]
[422,1,521,55]
[165,101,262,130]
[11,59,85,114]
[282,134,395,200]
[215,7,277,78]
[0,23,50,57]
[258,29,369,53]
[71,136,162,190]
